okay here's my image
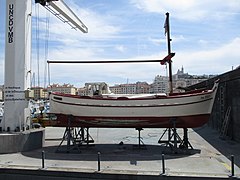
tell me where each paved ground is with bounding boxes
[0,125,239,178]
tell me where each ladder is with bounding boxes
[219,84,226,128]
[220,106,231,138]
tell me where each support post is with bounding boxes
[135,128,145,148]
[230,155,235,177]
[168,128,171,143]
[87,128,89,146]
[138,128,141,147]
[183,128,188,148]
[97,152,101,171]
[161,154,166,175]
[172,120,177,149]
[179,128,193,149]
[81,127,84,142]
[66,115,72,153]
[41,150,45,168]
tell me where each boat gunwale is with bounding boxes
[50,96,213,108]
[51,86,217,101]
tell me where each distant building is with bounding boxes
[109,84,122,94]
[151,75,169,93]
[78,87,86,96]
[172,66,210,92]
[175,80,187,89]
[47,66,214,96]
[136,82,151,94]
[78,82,110,96]
[47,83,77,95]
[110,83,137,94]
[110,82,150,94]
[30,87,48,100]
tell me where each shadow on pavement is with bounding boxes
[22,143,200,162]
[194,125,240,167]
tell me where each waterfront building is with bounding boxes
[109,84,122,94]
[47,83,77,95]
[151,75,169,93]
[136,82,151,94]
[78,87,86,96]
[109,83,137,94]
[172,66,210,92]
[78,82,110,96]
[30,87,48,100]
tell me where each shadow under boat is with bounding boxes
[22,142,201,162]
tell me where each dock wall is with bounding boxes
[188,68,240,142]
[0,168,229,180]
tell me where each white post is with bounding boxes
[3,0,31,132]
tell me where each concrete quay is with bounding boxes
[0,125,240,179]
[0,128,45,153]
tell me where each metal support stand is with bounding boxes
[134,128,145,149]
[158,119,193,153]
[75,127,94,146]
[179,128,193,149]
[56,115,94,153]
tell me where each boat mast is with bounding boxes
[165,12,173,94]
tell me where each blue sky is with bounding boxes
[0,0,240,87]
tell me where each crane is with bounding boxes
[2,0,87,132]
[35,0,88,33]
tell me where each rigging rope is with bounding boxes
[44,9,50,88]
[26,12,32,89]
[35,4,40,88]
[48,63,51,87]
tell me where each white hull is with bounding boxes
[49,82,218,128]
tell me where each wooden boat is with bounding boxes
[48,81,218,128]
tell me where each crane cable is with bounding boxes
[34,3,51,89]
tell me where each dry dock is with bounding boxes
[0,125,240,179]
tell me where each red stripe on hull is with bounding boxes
[50,114,210,128]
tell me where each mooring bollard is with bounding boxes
[97,152,101,171]
[42,150,45,169]
[161,153,165,175]
[231,155,234,177]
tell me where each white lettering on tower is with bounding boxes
[8,4,14,43]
